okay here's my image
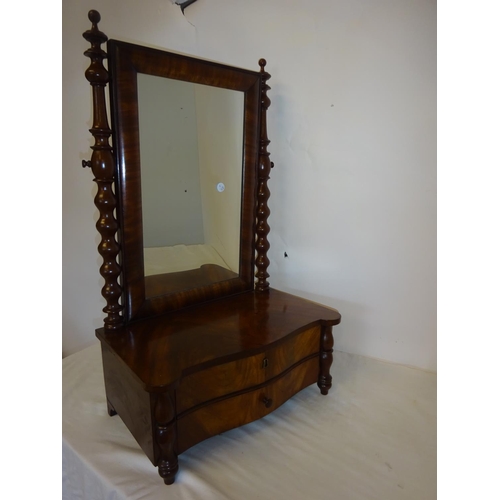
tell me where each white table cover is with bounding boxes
[62,343,436,500]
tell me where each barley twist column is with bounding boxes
[82,10,123,330]
[255,59,273,292]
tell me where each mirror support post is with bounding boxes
[255,59,273,292]
[83,10,124,331]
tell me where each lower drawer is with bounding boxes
[176,355,319,453]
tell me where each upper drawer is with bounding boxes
[176,351,267,414]
[264,325,321,379]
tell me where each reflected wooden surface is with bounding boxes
[144,264,238,298]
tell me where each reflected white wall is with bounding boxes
[195,85,243,273]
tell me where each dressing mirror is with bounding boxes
[107,39,262,321]
[83,10,340,486]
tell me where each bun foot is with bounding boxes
[158,459,178,485]
[317,374,332,395]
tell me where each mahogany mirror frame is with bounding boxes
[107,40,262,322]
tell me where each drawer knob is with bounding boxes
[262,397,273,408]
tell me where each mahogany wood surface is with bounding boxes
[255,59,272,292]
[99,291,340,484]
[151,391,178,484]
[176,350,267,413]
[176,324,322,413]
[265,324,321,379]
[101,343,155,463]
[176,356,319,453]
[96,288,341,392]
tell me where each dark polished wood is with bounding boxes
[255,59,272,292]
[318,324,334,395]
[100,343,155,462]
[152,391,178,485]
[82,11,341,486]
[98,288,340,483]
[176,356,319,453]
[96,289,340,392]
[82,10,123,330]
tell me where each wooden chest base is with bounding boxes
[97,289,341,484]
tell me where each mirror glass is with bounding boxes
[137,74,244,297]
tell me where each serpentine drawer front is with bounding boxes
[176,356,319,453]
[176,325,321,414]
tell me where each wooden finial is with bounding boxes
[88,9,101,24]
[83,10,108,86]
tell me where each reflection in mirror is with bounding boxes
[137,74,244,295]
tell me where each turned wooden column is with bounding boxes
[318,324,334,395]
[255,59,273,292]
[82,10,123,330]
[152,392,178,485]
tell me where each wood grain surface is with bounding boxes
[97,289,341,391]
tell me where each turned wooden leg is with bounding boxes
[107,398,117,416]
[153,392,179,485]
[318,324,334,395]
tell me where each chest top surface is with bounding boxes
[97,289,340,391]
